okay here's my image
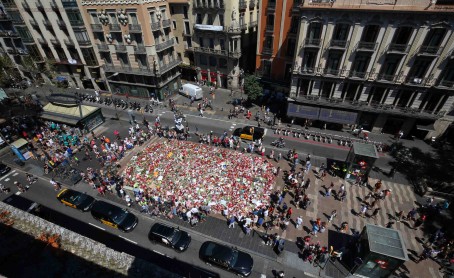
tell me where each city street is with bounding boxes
[1,84,449,278]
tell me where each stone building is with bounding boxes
[290,0,454,139]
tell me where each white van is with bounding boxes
[179,84,203,100]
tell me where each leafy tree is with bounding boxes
[243,74,263,101]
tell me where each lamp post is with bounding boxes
[105,72,119,96]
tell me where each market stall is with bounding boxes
[41,103,104,132]
[344,142,379,183]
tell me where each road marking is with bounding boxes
[119,235,138,244]
[4,178,10,182]
[153,250,164,256]
[15,191,21,195]
[88,223,106,231]
[12,172,19,176]
[0,170,16,181]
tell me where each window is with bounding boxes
[109,12,117,24]
[267,14,274,26]
[67,11,83,24]
[286,39,296,57]
[219,14,224,26]
[208,14,213,25]
[173,21,177,29]
[25,45,41,61]
[16,27,32,40]
[302,51,316,70]
[333,24,349,41]
[326,51,343,70]
[290,17,299,34]
[81,48,98,66]
[361,25,380,43]
[220,39,225,50]
[423,28,446,47]
[209,56,217,66]
[352,54,371,73]
[74,31,90,42]
[187,37,192,48]
[409,59,432,78]
[219,58,227,68]
[196,14,202,24]
[381,55,401,76]
[199,37,204,47]
[183,6,188,19]
[200,55,207,65]
[265,36,273,48]
[391,26,413,45]
[184,22,190,34]
[307,22,322,39]
[129,13,139,25]
[90,12,99,24]
[170,6,175,14]
[209,38,214,48]
[175,37,179,44]
[100,52,112,64]
[263,60,272,76]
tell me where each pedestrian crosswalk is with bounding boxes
[229,123,237,132]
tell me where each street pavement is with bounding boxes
[2,84,446,278]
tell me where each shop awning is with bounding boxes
[41,103,100,126]
[416,124,435,131]
[319,108,358,125]
[287,103,320,120]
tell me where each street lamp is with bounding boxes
[106,72,119,79]
[105,72,119,96]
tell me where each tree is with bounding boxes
[0,55,15,87]
[243,74,263,101]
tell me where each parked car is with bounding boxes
[56,188,95,212]
[148,223,191,252]
[199,241,253,277]
[233,126,265,141]
[91,200,138,232]
[0,162,11,176]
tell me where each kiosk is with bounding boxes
[345,142,379,182]
[353,224,408,277]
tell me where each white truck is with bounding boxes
[179,84,203,100]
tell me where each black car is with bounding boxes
[0,162,11,176]
[91,200,138,232]
[233,126,265,141]
[199,241,253,277]
[148,223,191,252]
[56,189,96,212]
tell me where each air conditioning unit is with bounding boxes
[413,78,422,84]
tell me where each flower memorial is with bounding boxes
[124,140,276,216]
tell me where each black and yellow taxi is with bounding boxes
[90,200,138,232]
[233,126,265,141]
[56,188,95,212]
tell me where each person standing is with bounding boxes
[228,215,236,228]
[329,210,337,223]
[296,216,303,229]
[359,204,368,218]
[371,208,381,219]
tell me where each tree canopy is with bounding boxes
[243,74,263,101]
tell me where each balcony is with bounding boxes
[22,2,30,10]
[249,21,257,28]
[70,20,84,27]
[294,95,441,120]
[265,25,274,33]
[349,71,368,79]
[155,37,175,52]
[50,0,58,10]
[307,0,334,5]
[323,68,341,76]
[0,14,11,21]
[329,40,348,49]
[356,42,378,52]
[77,40,92,46]
[249,0,256,9]
[91,24,103,32]
[298,67,318,75]
[376,73,397,82]
[50,38,60,45]
[36,0,44,10]
[12,18,25,25]
[110,24,121,32]
[262,47,273,55]
[418,45,443,56]
[193,47,228,56]
[97,44,109,52]
[2,2,17,9]
[151,21,161,31]
[162,19,171,29]
[159,58,182,74]
[21,37,35,44]
[304,38,321,47]
[43,19,52,27]
[115,44,127,52]
[134,45,147,54]
[387,43,409,54]
[239,0,247,9]
[129,24,142,33]
[230,50,242,58]
[193,0,225,9]
[64,39,74,46]
[405,76,427,86]
[57,19,67,28]
[103,64,156,76]
[438,80,454,88]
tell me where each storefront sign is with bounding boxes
[287,103,320,120]
[319,108,358,124]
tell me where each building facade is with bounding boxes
[290,0,454,139]
[188,0,258,89]
[78,0,181,99]
[256,0,302,97]
[2,0,100,89]
[0,2,30,85]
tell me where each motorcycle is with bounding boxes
[271,139,285,148]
